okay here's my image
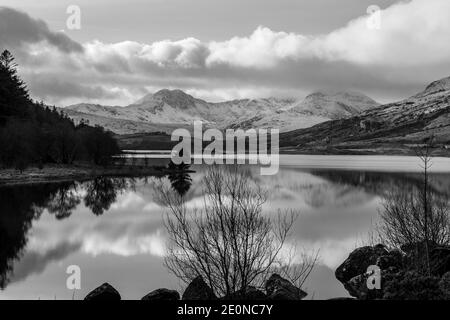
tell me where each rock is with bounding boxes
[182,276,217,300]
[430,246,450,276]
[335,244,408,299]
[265,274,307,300]
[344,271,385,300]
[141,288,180,300]
[382,270,444,300]
[84,283,121,301]
[376,249,405,272]
[439,272,450,299]
[400,242,450,276]
[335,244,388,284]
[223,287,267,300]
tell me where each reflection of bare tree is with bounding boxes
[84,177,128,216]
[46,183,81,220]
[158,165,315,297]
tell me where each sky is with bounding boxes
[0,0,450,106]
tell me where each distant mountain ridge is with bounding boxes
[62,89,379,134]
[280,76,450,155]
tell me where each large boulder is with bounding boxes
[141,288,180,300]
[182,276,217,300]
[223,287,267,300]
[335,244,406,299]
[84,283,121,301]
[335,244,389,284]
[265,274,307,300]
[336,242,450,299]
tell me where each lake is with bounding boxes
[1,155,450,300]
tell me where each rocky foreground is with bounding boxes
[84,242,450,301]
[84,274,307,301]
[335,242,450,300]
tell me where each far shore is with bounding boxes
[0,163,165,187]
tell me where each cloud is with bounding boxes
[0,6,83,53]
[1,0,450,105]
[26,73,124,101]
[10,242,82,284]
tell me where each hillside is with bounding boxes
[280,76,450,155]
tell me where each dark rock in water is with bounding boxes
[335,244,388,284]
[84,283,121,301]
[265,274,307,300]
[223,287,267,300]
[182,276,217,300]
[141,288,180,300]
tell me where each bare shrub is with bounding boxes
[157,165,316,297]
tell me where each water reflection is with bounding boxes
[0,167,449,299]
[164,162,193,196]
[46,183,80,220]
[84,177,130,216]
[0,183,68,288]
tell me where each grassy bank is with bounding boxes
[0,163,165,186]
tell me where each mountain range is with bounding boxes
[61,75,450,156]
[280,76,450,155]
[62,89,379,134]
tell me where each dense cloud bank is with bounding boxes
[1,0,450,105]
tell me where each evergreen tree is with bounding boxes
[0,49,120,169]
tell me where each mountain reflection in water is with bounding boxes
[1,166,449,299]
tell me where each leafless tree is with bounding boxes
[378,136,450,274]
[157,165,316,297]
[276,246,319,294]
[379,187,450,247]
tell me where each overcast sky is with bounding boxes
[1,0,449,106]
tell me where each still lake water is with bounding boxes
[1,155,450,300]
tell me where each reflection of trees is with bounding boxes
[166,162,192,196]
[84,177,128,216]
[310,170,450,199]
[0,183,69,289]
[46,183,81,220]
[0,177,136,290]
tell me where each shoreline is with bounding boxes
[3,150,450,187]
[0,164,165,187]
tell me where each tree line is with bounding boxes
[0,50,120,170]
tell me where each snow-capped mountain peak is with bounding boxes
[291,90,379,120]
[63,89,379,134]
